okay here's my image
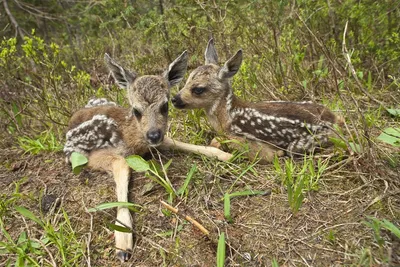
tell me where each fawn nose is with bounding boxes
[146,129,163,145]
[171,95,186,109]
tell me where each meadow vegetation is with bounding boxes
[1,0,399,266]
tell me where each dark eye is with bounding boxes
[192,87,206,95]
[160,102,168,115]
[132,108,142,120]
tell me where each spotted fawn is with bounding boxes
[64,51,231,261]
[172,39,343,162]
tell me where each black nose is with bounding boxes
[146,129,162,144]
[171,95,186,109]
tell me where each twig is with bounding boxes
[342,21,384,106]
[3,0,25,39]
[160,200,210,235]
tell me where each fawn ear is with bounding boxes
[205,38,218,65]
[104,53,137,89]
[164,50,188,87]
[218,49,243,80]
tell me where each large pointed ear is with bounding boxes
[164,50,188,87]
[218,49,243,80]
[104,53,137,89]
[204,38,218,65]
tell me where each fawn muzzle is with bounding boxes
[171,94,186,109]
[146,129,163,145]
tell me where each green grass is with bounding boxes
[17,131,63,155]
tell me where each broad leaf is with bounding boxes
[386,108,400,117]
[377,127,400,147]
[70,152,88,175]
[126,155,150,172]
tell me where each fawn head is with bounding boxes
[105,51,188,146]
[172,39,242,113]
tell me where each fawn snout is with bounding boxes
[171,94,186,109]
[146,128,163,145]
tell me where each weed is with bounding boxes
[17,131,63,154]
[273,155,329,213]
[126,155,176,202]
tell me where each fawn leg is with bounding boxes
[87,149,133,262]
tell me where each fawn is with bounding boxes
[172,39,343,162]
[64,51,231,262]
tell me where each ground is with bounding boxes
[0,141,399,266]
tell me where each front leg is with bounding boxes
[214,135,284,163]
[161,136,233,161]
[87,149,133,262]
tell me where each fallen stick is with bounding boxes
[160,200,210,236]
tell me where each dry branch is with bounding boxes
[160,200,210,236]
[3,0,25,39]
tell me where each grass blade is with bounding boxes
[217,232,226,267]
[177,164,197,197]
[15,206,43,227]
[229,190,268,198]
[87,202,141,212]
[107,223,132,233]
[223,193,232,223]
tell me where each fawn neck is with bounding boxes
[205,88,245,133]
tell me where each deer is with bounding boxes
[63,51,232,262]
[171,39,344,162]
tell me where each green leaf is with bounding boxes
[381,219,400,239]
[15,207,43,227]
[70,152,88,175]
[349,142,363,153]
[377,128,400,147]
[272,258,279,267]
[87,202,141,212]
[223,193,232,223]
[386,108,400,117]
[217,232,226,267]
[126,155,150,172]
[107,223,132,233]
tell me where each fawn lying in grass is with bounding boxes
[172,39,343,162]
[64,51,231,261]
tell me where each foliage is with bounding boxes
[17,130,63,154]
[126,155,176,202]
[377,127,400,147]
[69,152,88,175]
[274,155,329,213]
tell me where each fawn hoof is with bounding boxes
[115,208,133,262]
[210,138,222,149]
[116,249,132,262]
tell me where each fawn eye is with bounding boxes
[160,102,168,115]
[192,87,206,95]
[132,108,142,120]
